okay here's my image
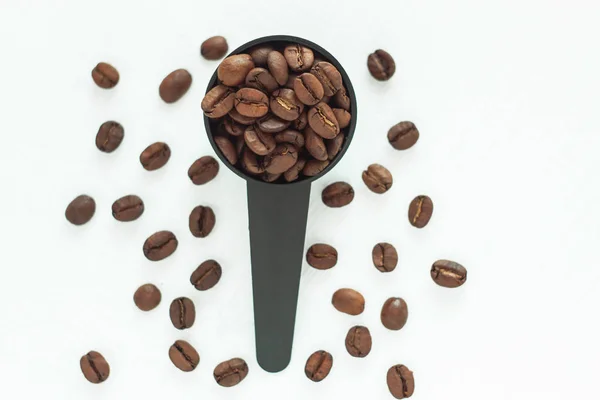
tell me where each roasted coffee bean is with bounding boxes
[271,88,304,121]
[245,68,279,93]
[431,260,467,288]
[169,297,195,330]
[332,288,365,315]
[112,194,144,222]
[229,108,257,125]
[143,231,178,261]
[241,148,265,175]
[274,129,304,147]
[267,50,289,86]
[333,88,351,110]
[321,95,331,104]
[261,172,281,182]
[249,45,273,67]
[284,44,314,72]
[159,69,192,103]
[283,158,306,182]
[345,326,372,358]
[387,365,415,399]
[284,73,299,89]
[326,134,344,160]
[189,205,216,238]
[305,126,328,161]
[388,121,419,150]
[91,62,119,89]
[362,164,393,194]
[408,195,433,228]
[311,62,343,96]
[322,182,354,208]
[306,243,338,270]
[202,85,235,118]
[191,259,222,291]
[372,243,398,272]
[308,102,339,139]
[235,136,246,157]
[256,114,290,133]
[263,143,298,174]
[332,108,351,129]
[294,73,324,105]
[65,195,96,225]
[169,340,200,372]
[140,142,171,171]
[244,125,276,156]
[133,283,161,311]
[95,121,124,153]
[234,88,269,118]
[303,159,329,176]
[381,297,408,331]
[368,49,396,81]
[80,351,110,384]
[218,54,255,86]
[214,136,238,165]
[201,36,228,60]
[305,351,333,382]
[214,358,249,387]
[222,116,245,136]
[292,109,308,130]
[188,156,219,185]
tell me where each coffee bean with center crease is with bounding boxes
[133,283,161,311]
[431,260,467,288]
[169,340,200,372]
[95,121,124,153]
[202,85,236,118]
[332,108,351,129]
[368,49,396,81]
[201,35,228,60]
[143,231,178,261]
[294,73,324,105]
[241,148,265,175]
[326,134,344,160]
[244,125,276,156]
[159,69,192,103]
[140,142,171,171]
[188,156,219,185]
[274,129,305,148]
[305,126,328,161]
[214,136,238,165]
[333,88,351,111]
[372,243,398,272]
[191,259,222,291]
[214,358,249,387]
[387,365,415,399]
[381,297,408,330]
[284,158,306,182]
[293,110,308,130]
[222,117,245,136]
[271,88,304,121]
[91,62,119,89]
[112,194,144,222]
[245,68,279,93]
[332,288,365,315]
[306,243,338,270]
[322,182,354,208]
[345,326,372,357]
[362,164,393,194]
[408,195,433,228]
[284,44,315,72]
[263,143,298,174]
[267,50,289,86]
[256,114,290,133]
[170,297,195,330]
[388,121,419,150]
[218,54,255,86]
[249,45,273,67]
[308,102,340,139]
[65,195,96,225]
[303,159,329,176]
[189,205,216,238]
[311,62,343,96]
[234,88,269,118]
[305,351,333,382]
[80,351,110,384]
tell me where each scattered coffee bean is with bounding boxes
[284,44,315,72]
[234,88,269,118]
[191,259,222,291]
[91,62,119,89]
[283,158,306,182]
[188,156,219,185]
[408,195,433,228]
[305,351,333,382]
[381,297,408,330]
[333,88,351,110]
[305,126,328,161]
[95,121,124,153]
[244,125,276,155]
[431,260,467,288]
[222,116,246,136]
[274,129,305,147]
[218,54,255,87]
[326,134,344,160]
[249,45,273,67]
[372,243,398,272]
[133,283,161,311]
[213,358,249,387]
[257,114,290,133]
[143,230,178,261]
[332,108,351,129]
[332,288,365,315]
[294,73,324,105]
[65,195,96,225]
[306,243,338,270]
[267,50,289,86]
[169,297,195,330]
[159,69,192,103]
[303,159,329,176]
[202,85,236,118]
[169,340,200,372]
[322,182,354,208]
[263,143,298,174]
[362,164,393,194]
[201,36,228,60]
[140,142,171,171]
[214,136,238,165]
[311,61,343,96]
[245,68,279,93]
[387,364,415,399]
[112,194,144,222]
[270,88,304,121]
[367,49,396,81]
[189,205,216,238]
[308,102,340,139]
[345,326,372,358]
[388,121,419,150]
[80,351,110,384]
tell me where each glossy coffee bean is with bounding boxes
[170,297,195,330]
[189,205,216,238]
[202,85,235,118]
[292,110,308,130]
[362,164,393,194]
[332,288,365,315]
[408,195,433,228]
[294,73,324,105]
[159,69,192,103]
[388,121,419,150]
[188,156,219,185]
[305,126,328,161]
[263,143,298,174]
[332,108,351,129]
[234,88,269,118]
[214,358,249,387]
[267,50,289,86]
[133,283,161,311]
[80,351,110,384]
[218,54,255,87]
[372,243,398,272]
[241,148,265,175]
[91,62,119,89]
[274,129,304,148]
[326,134,344,160]
[283,158,306,182]
[65,195,96,225]
[169,340,200,372]
[311,62,343,96]
[112,194,144,222]
[431,260,467,288]
[95,121,124,153]
[245,68,279,94]
[191,259,222,291]
[387,364,415,399]
[143,231,178,261]
[214,136,238,165]
[368,49,396,81]
[256,114,290,133]
[305,351,333,382]
[345,326,372,357]
[303,159,329,176]
[333,88,351,111]
[249,45,273,67]
[381,297,408,330]
[270,88,304,121]
[284,44,314,72]
[229,108,257,125]
[244,125,276,156]
[306,243,338,270]
[140,142,171,171]
[322,182,354,208]
[201,36,228,60]
[308,102,340,139]
[222,117,246,136]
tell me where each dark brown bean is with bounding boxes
[267,50,289,86]
[244,125,276,156]
[159,69,192,103]
[284,73,299,89]
[143,231,178,261]
[189,205,216,238]
[408,195,433,228]
[140,142,171,171]
[326,134,344,160]
[65,195,96,225]
[169,340,200,372]
[235,136,246,157]
[292,110,308,130]
[218,54,255,86]
[256,114,291,133]
[191,259,222,290]
[305,351,333,382]
[169,297,195,330]
[381,297,408,331]
[306,243,338,270]
[311,62,343,96]
[332,108,351,129]
[202,85,236,119]
[388,121,419,150]
[274,129,305,148]
[333,88,351,110]
[294,73,324,105]
[303,159,329,176]
[249,45,274,67]
[345,326,372,357]
[368,49,396,81]
[261,172,282,182]
[308,102,340,139]
[263,143,298,174]
[431,260,467,288]
[95,121,124,153]
[387,365,415,399]
[80,351,110,383]
[332,288,365,315]
[234,88,269,118]
[133,283,161,311]
[284,44,315,72]
[229,108,257,125]
[270,88,304,121]
[91,62,119,89]
[283,158,306,182]
[245,68,279,93]
[214,136,238,165]
[241,148,265,175]
[372,243,398,272]
[112,195,144,222]
[222,116,245,136]
[201,36,228,60]
[305,126,328,161]
[188,156,219,185]
[362,164,393,194]
[322,182,354,208]
[214,358,249,387]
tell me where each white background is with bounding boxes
[1,0,599,399]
